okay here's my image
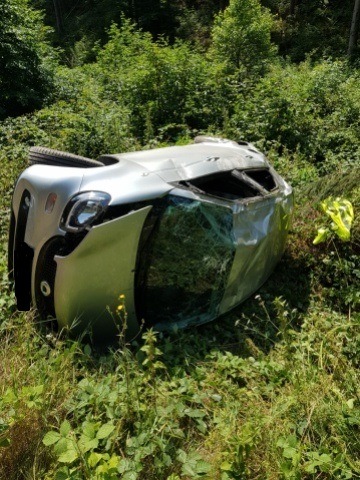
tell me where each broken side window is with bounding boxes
[179,171,260,200]
[178,169,277,201]
[244,169,277,192]
[136,195,235,329]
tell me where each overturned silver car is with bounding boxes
[9,137,293,339]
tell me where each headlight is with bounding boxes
[61,191,111,233]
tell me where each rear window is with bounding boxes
[180,172,258,200]
[178,169,277,201]
[244,169,277,192]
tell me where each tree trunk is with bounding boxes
[53,0,63,34]
[290,0,297,15]
[348,0,360,57]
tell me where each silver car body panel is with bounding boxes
[12,167,84,304]
[219,193,292,314]
[54,207,152,338]
[12,166,84,245]
[105,142,268,185]
[78,158,173,205]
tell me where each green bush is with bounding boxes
[229,59,360,173]
[210,0,276,76]
[0,0,56,118]
[95,21,235,139]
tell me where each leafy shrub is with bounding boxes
[229,59,360,173]
[41,331,212,480]
[210,0,276,76]
[35,98,136,159]
[0,0,56,118]
[95,21,235,139]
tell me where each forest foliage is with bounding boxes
[0,0,360,478]
[0,0,56,118]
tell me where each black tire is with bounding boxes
[29,146,104,168]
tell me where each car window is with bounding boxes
[136,195,235,329]
[178,169,277,201]
[243,169,277,192]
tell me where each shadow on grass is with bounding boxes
[27,237,313,375]
[153,245,313,370]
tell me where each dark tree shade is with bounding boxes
[0,0,55,118]
[348,0,360,57]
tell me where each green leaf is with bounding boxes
[60,420,71,437]
[280,460,294,477]
[286,435,298,448]
[0,437,10,447]
[22,384,44,398]
[108,454,121,469]
[196,419,207,434]
[283,447,297,459]
[96,422,115,440]
[54,438,68,456]
[184,408,205,418]
[177,449,187,463]
[304,463,315,473]
[276,437,287,448]
[88,451,103,468]
[58,440,79,464]
[82,421,96,440]
[195,459,211,474]
[43,430,62,446]
[318,453,332,471]
[182,463,196,477]
[2,388,16,404]
[55,467,70,480]
[220,461,232,471]
[341,468,353,479]
[277,435,298,450]
[78,435,98,453]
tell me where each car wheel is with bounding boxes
[29,146,104,168]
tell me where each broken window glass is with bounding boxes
[244,169,277,192]
[136,195,235,329]
[179,171,260,200]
